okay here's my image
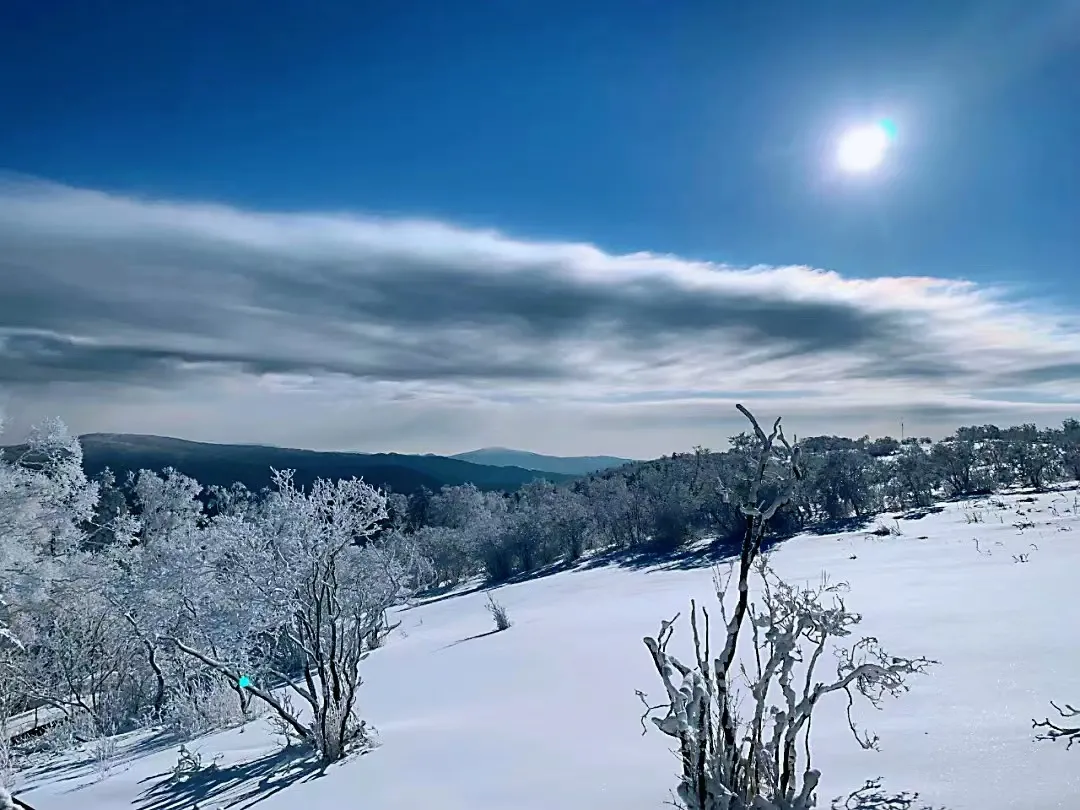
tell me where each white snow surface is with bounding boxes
[11,489,1080,809]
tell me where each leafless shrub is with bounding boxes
[31,710,96,755]
[171,744,201,779]
[831,778,946,809]
[89,728,118,779]
[485,593,512,631]
[868,520,902,537]
[169,744,221,781]
[267,692,304,749]
[161,676,256,739]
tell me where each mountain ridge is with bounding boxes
[10,433,577,495]
[449,447,632,475]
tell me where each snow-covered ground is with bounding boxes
[11,488,1080,809]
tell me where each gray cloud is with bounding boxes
[0,212,910,379]
[0,332,569,385]
[985,362,1080,388]
[1,179,1079,454]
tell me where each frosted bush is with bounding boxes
[485,593,512,631]
[90,731,118,778]
[162,678,253,739]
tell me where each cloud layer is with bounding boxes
[2,179,1078,455]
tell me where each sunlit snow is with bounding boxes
[11,488,1080,810]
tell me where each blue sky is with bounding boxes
[1,1,1079,455]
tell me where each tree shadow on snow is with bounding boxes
[422,518,905,602]
[574,531,812,574]
[441,628,503,649]
[404,581,489,610]
[479,533,800,588]
[803,515,878,536]
[414,558,587,606]
[134,745,330,810]
[18,728,186,785]
[576,541,738,573]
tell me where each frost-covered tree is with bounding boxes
[103,499,213,725]
[0,418,98,557]
[10,556,151,735]
[408,525,478,586]
[1056,419,1080,481]
[0,416,98,660]
[0,419,171,749]
[930,438,988,497]
[978,438,1016,488]
[81,468,131,550]
[884,443,939,509]
[129,468,205,546]
[800,448,880,521]
[161,470,413,762]
[580,474,649,549]
[420,484,515,581]
[204,481,257,519]
[1004,427,1062,491]
[640,406,935,810]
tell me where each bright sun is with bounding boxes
[836,121,894,173]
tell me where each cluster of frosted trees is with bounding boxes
[0,419,423,766]
[390,419,1080,588]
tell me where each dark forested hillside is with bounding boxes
[73,434,575,495]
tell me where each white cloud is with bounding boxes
[1,179,1078,455]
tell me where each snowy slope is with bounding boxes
[12,489,1080,810]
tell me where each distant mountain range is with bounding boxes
[449,447,632,475]
[65,434,578,496]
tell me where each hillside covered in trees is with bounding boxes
[1,433,577,503]
[379,419,1080,585]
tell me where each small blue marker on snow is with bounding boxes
[238,675,252,689]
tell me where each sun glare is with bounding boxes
[836,121,894,173]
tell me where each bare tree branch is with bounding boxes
[1034,701,1080,749]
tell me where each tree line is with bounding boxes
[374,418,1080,587]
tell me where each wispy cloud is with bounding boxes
[1,179,1078,455]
